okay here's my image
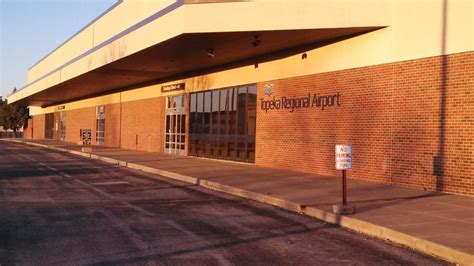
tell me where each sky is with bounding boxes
[0,0,117,99]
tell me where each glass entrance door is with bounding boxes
[165,95,186,155]
[59,111,66,141]
[44,113,54,139]
[96,106,105,145]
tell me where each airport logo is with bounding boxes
[260,85,342,113]
[264,83,273,96]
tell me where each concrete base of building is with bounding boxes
[332,204,356,215]
[81,147,92,153]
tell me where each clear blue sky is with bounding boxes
[0,0,117,99]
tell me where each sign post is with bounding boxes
[342,169,347,205]
[334,145,355,214]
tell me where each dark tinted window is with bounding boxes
[189,84,256,163]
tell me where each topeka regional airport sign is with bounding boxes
[260,84,342,113]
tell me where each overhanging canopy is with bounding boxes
[8,0,389,107]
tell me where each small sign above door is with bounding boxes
[161,82,185,93]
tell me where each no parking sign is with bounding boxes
[335,145,352,170]
[334,144,354,213]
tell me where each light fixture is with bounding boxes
[252,34,262,47]
[206,48,215,58]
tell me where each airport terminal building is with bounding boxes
[8,0,473,195]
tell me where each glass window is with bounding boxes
[237,87,247,136]
[189,84,256,163]
[247,85,257,162]
[203,91,211,135]
[181,114,186,134]
[190,95,196,131]
[228,88,237,135]
[195,93,204,156]
[247,85,257,136]
[59,111,66,141]
[173,95,182,108]
[190,94,196,112]
[219,89,228,135]
[189,94,197,155]
[96,106,105,145]
[211,90,219,135]
[166,115,170,133]
[176,115,181,136]
[45,113,54,139]
[196,93,204,135]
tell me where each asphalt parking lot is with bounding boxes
[0,140,449,265]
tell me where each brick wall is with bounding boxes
[121,97,165,152]
[105,103,121,148]
[255,51,473,196]
[25,52,472,195]
[32,114,45,139]
[65,107,96,144]
[23,118,33,139]
[29,97,165,151]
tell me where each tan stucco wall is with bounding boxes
[16,0,474,114]
[27,0,176,83]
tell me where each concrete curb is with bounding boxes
[70,150,91,158]
[8,139,474,265]
[303,207,473,265]
[127,163,198,184]
[200,180,305,213]
[199,180,473,265]
[91,154,120,165]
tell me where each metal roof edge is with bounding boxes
[14,0,184,99]
[28,0,124,71]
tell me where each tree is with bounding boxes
[1,88,29,137]
[0,96,4,127]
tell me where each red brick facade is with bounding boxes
[120,97,165,152]
[31,114,45,139]
[23,118,33,139]
[29,97,166,151]
[255,51,473,195]
[27,52,473,195]
[64,107,97,144]
[105,103,121,148]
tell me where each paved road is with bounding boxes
[0,140,449,265]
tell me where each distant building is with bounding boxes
[8,0,473,195]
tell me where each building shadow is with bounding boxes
[353,192,446,213]
[433,0,448,192]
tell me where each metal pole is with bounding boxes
[342,170,347,205]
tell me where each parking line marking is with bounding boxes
[90,181,130,186]
[16,152,154,216]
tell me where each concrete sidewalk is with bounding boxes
[9,139,474,265]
